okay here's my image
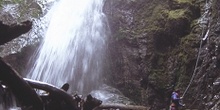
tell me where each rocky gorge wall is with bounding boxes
[103,0,220,109]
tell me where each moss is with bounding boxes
[174,34,197,63]
[171,64,190,91]
[0,0,42,19]
[151,5,168,20]
[138,5,168,34]
[175,0,193,4]
[178,52,187,63]
[12,0,22,3]
[0,0,22,4]
[172,32,198,90]
[168,9,188,19]
[176,73,190,89]
[180,33,198,49]
[149,70,171,89]
[190,19,199,28]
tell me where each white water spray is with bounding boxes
[27,0,108,94]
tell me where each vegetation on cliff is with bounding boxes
[104,0,219,109]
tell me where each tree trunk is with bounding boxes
[0,58,43,110]
[24,78,78,110]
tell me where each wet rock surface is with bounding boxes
[104,0,220,109]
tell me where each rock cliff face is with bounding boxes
[104,0,220,109]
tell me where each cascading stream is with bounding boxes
[27,0,108,95]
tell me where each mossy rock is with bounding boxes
[165,8,193,37]
[175,0,193,4]
[169,0,200,14]
[0,0,43,22]
[0,0,22,5]
[148,70,172,90]
[167,9,190,19]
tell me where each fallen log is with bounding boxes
[95,103,149,110]
[23,79,149,110]
[0,20,32,45]
[24,79,106,110]
[0,58,43,110]
[24,78,78,110]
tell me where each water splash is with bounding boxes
[27,0,108,94]
[0,85,18,110]
[90,84,135,105]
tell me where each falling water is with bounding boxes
[27,0,108,94]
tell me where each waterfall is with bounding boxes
[27,0,108,95]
